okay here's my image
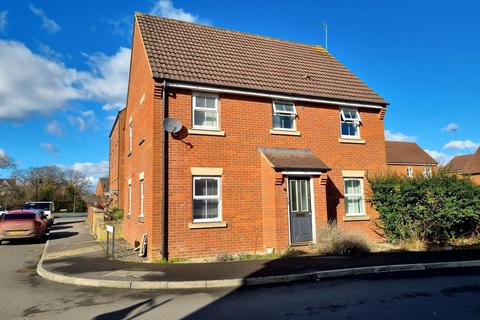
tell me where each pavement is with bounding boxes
[38,217,480,290]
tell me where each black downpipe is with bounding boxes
[162,80,169,260]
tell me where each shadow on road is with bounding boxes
[93,298,172,320]
[53,220,84,226]
[48,231,79,240]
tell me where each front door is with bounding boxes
[288,177,313,244]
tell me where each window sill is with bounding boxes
[343,215,370,222]
[338,138,365,144]
[138,138,145,145]
[127,214,132,220]
[188,221,227,229]
[137,216,144,223]
[188,129,225,136]
[270,129,301,136]
[128,151,133,157]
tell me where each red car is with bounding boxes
[0,210,48,243]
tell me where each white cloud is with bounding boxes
[70,161,108,187]
[385,130,416,142]
[46,121,64,136]
[0,40,129,120]
[441,123,459,132]
[0,148,5,157]
[37,43,63,61]
[150,0,206,24]
[29,5,61,33]
[0,40,84,120]
[68,115,86,131]
[0,11,8,33]
[425,150,454,165]
[444,140,479,150]
[40,142,59,156]
[82,47,130,111]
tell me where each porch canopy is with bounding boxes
[259,147,331,173]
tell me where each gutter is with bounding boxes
[162,80,169,260]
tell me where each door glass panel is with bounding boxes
[289,180,298,212]
[300,180,309,211]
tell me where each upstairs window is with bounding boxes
[128,117,133,152]
[340,108,361,138]
[272,101,296,130]
[193,177,221,222]
[192,93,219,130]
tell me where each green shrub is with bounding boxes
[368,169,480,244]
[317,223,370,256]
[105,207,124,221]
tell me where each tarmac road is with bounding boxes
[1,215,480,320]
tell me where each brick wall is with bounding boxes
[162,89,387,258]
[109,110,126,208]
[387,163,433,177]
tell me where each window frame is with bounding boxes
[139,177,144,218]
[340,108,361,139]
[407,167,413,178]
[128,116,133,152]
[343,178,366,217]
[272,101,297,131]
[128,180,132,215]
[192,92,220,130]
[192,176,222,223]
[423,166,432,178]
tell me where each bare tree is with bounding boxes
[0,152,16,170]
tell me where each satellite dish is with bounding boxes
[163,118,183,134]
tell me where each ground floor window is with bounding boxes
[423,166,432,177]
[407,167,413,177]
[344,178,365,216]
[192,177,221,221]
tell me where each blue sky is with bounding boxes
[0,0,479,184]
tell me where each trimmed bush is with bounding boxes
[105,207,124,221]
[316,223,370,256]
[368,169,480,244]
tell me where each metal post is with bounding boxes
[111,226,115,259]
[106,231,109,256]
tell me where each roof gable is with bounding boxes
[386,141,437,165]
[135,13,386,105]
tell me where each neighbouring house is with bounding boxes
[95,177,110,206]
[447,147,480,184]
[109,108,127,208]
[386,141,437,177]
[112,13,390,260]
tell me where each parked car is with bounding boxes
[0,210,48,243]
[24,201,55,226]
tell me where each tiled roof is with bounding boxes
[446,154,473,173]
[135,13,387,105]
[386,141,437,165]
[448,148,480,175]
[99,178,110,192]
[259,148,331,172]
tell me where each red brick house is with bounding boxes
[113,13,390,259]
[386,141,437,177]
[95,177,110,206]
[447,147,480,184]
[109,108,127,208]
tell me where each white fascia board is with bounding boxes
[166,82,384,110]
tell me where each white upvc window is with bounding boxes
[128,117,133,152]
[192,176,221,222]
[192,92,219,130]
[128,180,132,215]
[340,108,361,138]
[344,178,366,216]
[423,166,432,178]
[272,101,296,130]
[139,176,145,218]
[407,167,413,178]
